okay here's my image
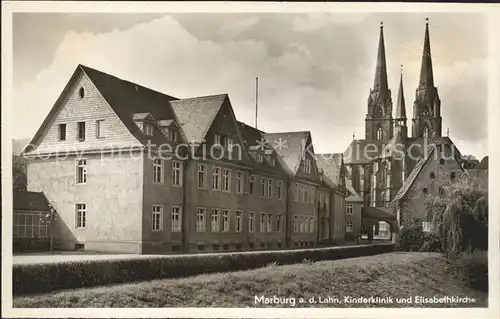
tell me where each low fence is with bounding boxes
[13,243,395,295]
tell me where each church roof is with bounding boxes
[418,19,434,89]
[395,72,406,119]
[373,22,389,98]
[343,139,387,164]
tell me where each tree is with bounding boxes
[40,201,58,253]
[13,155,27,191]
[425,172,488,258]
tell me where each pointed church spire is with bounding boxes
[395,65,406,119]
[373,21,389,94]
[419,18,434,88]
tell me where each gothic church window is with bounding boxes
[423,126,429,138]
[376,126,383,140]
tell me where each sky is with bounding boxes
[12,12,488,158]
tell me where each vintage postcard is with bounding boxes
[2,1,499,318]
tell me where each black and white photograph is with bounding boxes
[2,2,499,318]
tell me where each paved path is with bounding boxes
[13,241,393,265]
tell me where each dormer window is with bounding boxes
[133,113,156,137]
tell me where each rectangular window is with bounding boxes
[236,171,244,194]
[304,158,312,174]
[267,213,272,233]
[214,133,222,146]
[212,167,221,190]
[77,122,86,141]
[153,158,163,184]
[144,123,154,136]
[293,215,298,233]
[304,216,309,233]
[223,137,233,153]
[171,206,181,232]
[267,179,273,199]
[76,158,87,184]
[211,209,220,232]
[300,216,305,233]
[58,123,66,141]
[260,178,266,197]
[269,157,275,167]
[170,130,178,142]
[294,183,300,202]
[249,175,255,195]
[196,208,206,232]
[310,188,315,204]
[222,209,230,232]
[197,164,207,189]
[260,213,266,233]
[301,186,307,203]
[310,216,315,233]
[257,153,263,163]
[235,210,243,232]
[304,186,309,203]
[172,161,182,186]
[346,221,353,232]
[277,214,282,232]
[249,211,255,233]
[75,203,87,228]
[222,169,231,192]
[277,181,283,200]
[346,204,353,215]
[96,119,105,138]
[152,205,163,231]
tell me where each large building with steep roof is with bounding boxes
[21,64,347,253]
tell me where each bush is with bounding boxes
[419,232,442,253]
[397,223,424,252]
[13,243,395,295]
[450,250,488,292]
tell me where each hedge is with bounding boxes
[13,243,394,295]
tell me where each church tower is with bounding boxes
[365,22,393,141]
[412,18,442,138]
[394,66,408,138]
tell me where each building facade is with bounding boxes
[23,65,346,254]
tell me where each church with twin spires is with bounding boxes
[342,19,464,227]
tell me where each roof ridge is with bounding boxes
[79,64,179,100]
[172,93,228,103]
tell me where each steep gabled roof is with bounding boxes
[170,94,227,144]
[264,131,310,175]
[237,121,291,175]
[346,178,362,202]
[81,65,180,146]
[392,145,436,202]
[316,153,343,186]
[13,191,50,211]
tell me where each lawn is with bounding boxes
[13,252,487,308]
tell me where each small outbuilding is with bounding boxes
[13,191,52,252]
